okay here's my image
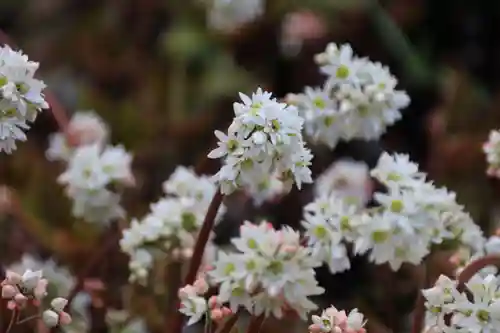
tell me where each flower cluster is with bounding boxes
[57,143,134,224]
[206,0,264,32]
[309,305,366,333]
[46,110,109,162]
[287,43,409,149]
[208,88,313,195]
[304,152,483,273]
[0,45,49,153]
[42,298,72,328]
[483,129,500,178]
[1,269,72,329]
[208,221,324,320]
[355,152,483,270]
[120,166,225,284]
[423,274,500,333]
[8,254,90,329]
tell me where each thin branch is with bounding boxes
[246,315,265,333]
[217,312,240,333]
[170,190,224,333]
[456,254,500,292]
[410,258,430,333]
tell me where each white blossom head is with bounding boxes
[423,274,500,333]
[0,45,48,154]
[289,43,410,149]
[309,305,367,333]
[207,221,324,321]
[120,166,225,284]
[57,143,134,224]
[208,87,313,195]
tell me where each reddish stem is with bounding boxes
[218,312,240,333]
[456,254,500,291]
[170,190,224,333]
[412,254,500,333]
[410,259,430,333]
[246,315,265,333]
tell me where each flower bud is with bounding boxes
[59,312,72,325]
[2,285,17,299]
[42,310,59,327]
[51,297,68,313]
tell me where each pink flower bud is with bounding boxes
[210,309,223,321]
[34,279,48,299]
[308,324,322,333]
[221,307,232,317]
[58,312,72,325]
[178,285,195,298]
[14,293,27,305]
[2,285,17,299]
[5,271,21,285]
[193,278,208,295]
[208,296,219,309]
[7,301,16,310]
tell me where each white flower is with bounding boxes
[120,166,225,284]
[209,87,313,195]
[209,221,324,319]
[57,143,133,224]
[290,43,409,149]
[46,110,108,162]
[206,0,264,32]
[484,129,500,178]
[423,274,500,333]
[314,159,370,206]
[352,152,481,270]
[0,45,48,154]
[302,195,360,274]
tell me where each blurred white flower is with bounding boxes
[206,0,263,32]
[46,110,109,162]
[314,159,371,206]
[484,129,500,178]
[120,166,225,284]
[57,143,134,224]
[0,45,48,154]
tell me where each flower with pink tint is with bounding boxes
[46,110,109,162]
[310,306,366,333]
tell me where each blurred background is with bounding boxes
[2,0,500,332]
